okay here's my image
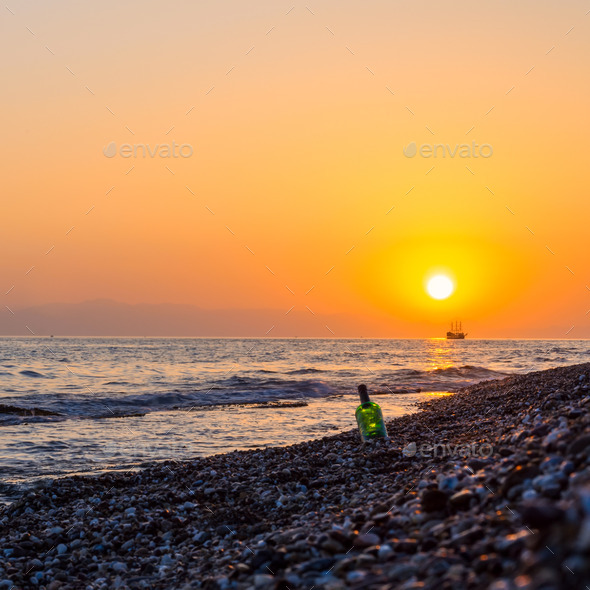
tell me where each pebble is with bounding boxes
[532,474,562,497]
[449,489,474,510]
[439,476,459,493]
[394,538,419,553]
[346,571,366,583]
[353,532,380,547]
[543,427,570,446]
[421,489,448,512]
[320,538,344,554]
[568,434,590,456]
[521,501,565,528]
[377,544,394,560]
[121,539,134,551]
[253,574,274,587]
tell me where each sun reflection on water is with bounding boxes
[425,338,458,372]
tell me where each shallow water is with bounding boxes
[0,337,588,502]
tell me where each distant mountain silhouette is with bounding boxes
[0,299,391,337]
[0,300,584,338]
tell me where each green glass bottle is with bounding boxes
[355,384,388,441]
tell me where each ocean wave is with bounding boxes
[390,369,424,377]
[0,395,312,426]
[429,365,507,377]
[118,377,334,408]
[0,404,64,427]
[379,364,509,392]
[0,404,60,417]
[0,378,335,425]
[96,412,147,419]
[19,370,49,378]
[213,375,334,394]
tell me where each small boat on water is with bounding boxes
[447,321,467,340]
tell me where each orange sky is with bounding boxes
[1,1,589,337]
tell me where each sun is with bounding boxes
[426,275,454,300]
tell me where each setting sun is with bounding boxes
[427,275,454,300]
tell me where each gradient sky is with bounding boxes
[1,1,589,337]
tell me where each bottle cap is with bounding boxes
[358,384,370,404]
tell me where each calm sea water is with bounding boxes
[0,337,588,502]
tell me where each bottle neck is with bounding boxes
[358,384,370,404]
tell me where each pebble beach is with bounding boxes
[2,362,590,589]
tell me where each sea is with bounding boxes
[0,337,588,503]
